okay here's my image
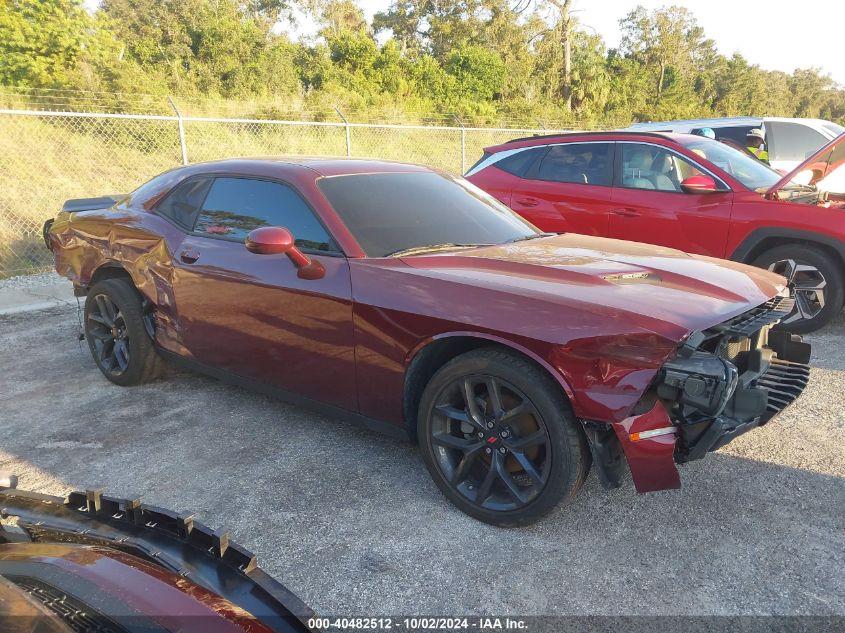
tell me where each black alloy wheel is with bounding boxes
[84,278,163,386]
[418,348,589,526]
[430,375,551,512]
[87,293,131,375]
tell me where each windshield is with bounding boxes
[318,172,538,257]
[676,136,782,191]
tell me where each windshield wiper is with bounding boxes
[385,243,493,258]
[505,232,557,243]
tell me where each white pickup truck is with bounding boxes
[625,116,844,173]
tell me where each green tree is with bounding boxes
[0,0,101,87]
[618,5,710,104]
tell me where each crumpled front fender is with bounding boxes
[610,401,681,493]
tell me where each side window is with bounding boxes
[155,178,212,229]
[710,126,755,146]
[533,143,612,186]
[194,177,333,251]
[767,122,828,162]
[620,144,706,192]
[495,147,544,177]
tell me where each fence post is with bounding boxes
[334,107,351,157]
[168,96,188,165]
[536,119,547,132]
[453,114,466,173]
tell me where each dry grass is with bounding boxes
[0,112,548,277]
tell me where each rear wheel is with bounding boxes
[752,244,844,333]
[85,278,163,385]
[417,347,589,526]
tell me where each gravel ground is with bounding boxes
[0,271,63,290]
[0,295,843,618]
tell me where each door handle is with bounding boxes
[514,197,539,208]
[611,208,640,217]
[180,249,200,264]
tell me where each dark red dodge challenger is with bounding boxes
[45,158,811,526]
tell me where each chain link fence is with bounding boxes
[0,107,576,277]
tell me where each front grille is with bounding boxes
[756,357,811,415]
[5,575,128,633]
[714,296,795,338]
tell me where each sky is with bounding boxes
[83,0,845,85]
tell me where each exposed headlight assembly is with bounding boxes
[656,352,739,423]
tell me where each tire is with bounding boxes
[752,244,844,333]
[417,347,589,526]
[84,278,163,386]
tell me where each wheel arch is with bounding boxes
[730,228,845,277]
[89,262,133,288]
[402,332,577,440]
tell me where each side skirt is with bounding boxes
[156,348,411,441]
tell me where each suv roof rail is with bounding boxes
[503,130,678,145]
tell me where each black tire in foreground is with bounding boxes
[752,244,845,334]
[417,347,589,526]
[84,278,163,386]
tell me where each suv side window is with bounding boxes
[707,125,755,146]
[155,177,212,230]
[767,121,828,162]
[194,177,334,251]
[620,144,710,192]
[532,143,612,186]
[495,147,545,177]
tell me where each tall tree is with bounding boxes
[0,0,99,87]
[618,5,708,104]
[543,0,573,110]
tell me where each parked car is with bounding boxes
[45,158,810,525]
[0,475,317,632]
[624,116,844,172]
[466,130,845,332]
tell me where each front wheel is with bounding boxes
[752,244,844,333]
[84,278,163,386]
[417,348,589,526]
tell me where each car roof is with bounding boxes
[625,116,840,135]
[625,116,762,131]
[178,157,433,178]
[483,130,686,154]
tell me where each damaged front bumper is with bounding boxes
[596,296,811,493]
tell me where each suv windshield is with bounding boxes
[677,137,782,191]
[318,172,539,257]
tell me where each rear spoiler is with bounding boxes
[43,194,126,250]
[0,475,317,632]
[61,194,125,213]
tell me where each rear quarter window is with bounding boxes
[494,147,545,176]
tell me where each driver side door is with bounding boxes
[169,176,356,410]
[608,142,734,258]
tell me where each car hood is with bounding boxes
[400,234,786,338]
[767,131,845,196]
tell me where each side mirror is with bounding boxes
[680,175,719,194]
[245,226,325,280]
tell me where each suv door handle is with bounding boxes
[514,197,539,207]
[180,248,200,264]
[612,208,640,217]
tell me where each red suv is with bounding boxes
[466,131,845,332]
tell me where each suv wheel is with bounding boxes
[753,244,844,333]
[417,347,589,526]
[84,278,163,385]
